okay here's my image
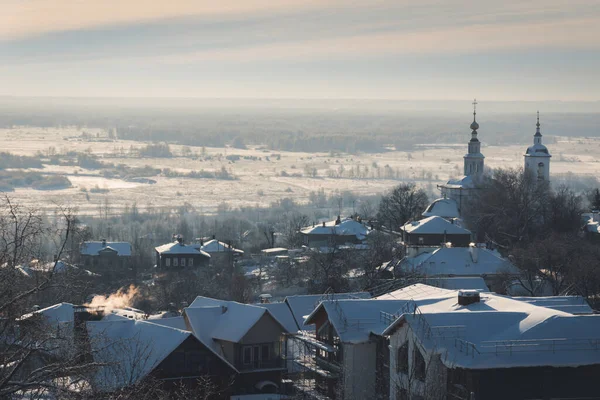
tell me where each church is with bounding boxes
[433,100,552,216]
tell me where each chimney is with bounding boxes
[458,290,480,306]
[469,243,478,263]
[212,234,216,240]
[101,239,106,247]
[53,254,58,262]
[177,236,184,245]
[322,221,326,227]
[335,215,341,225]
[73,305,105,362]
[200,239,204,246]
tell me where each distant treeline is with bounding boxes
[0,170,71,191]
[0,149,237,182]
[2,104,600,154]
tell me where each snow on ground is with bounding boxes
[2,126,600,216]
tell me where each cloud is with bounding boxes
[156,16,600,64]
[1,0,343,40]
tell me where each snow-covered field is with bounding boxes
[2,126,599,216]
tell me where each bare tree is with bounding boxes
[0,196,105,398]
[377,184,429,230]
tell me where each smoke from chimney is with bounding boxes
[85,284,139,313]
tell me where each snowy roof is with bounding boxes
[512,296,594,314]
[20,303,76,325]
[382,284,600,369]
[284,292,371,331]
[301,218,369,239]
[261,247,289,254]
[155,241,210,257]
[86,319,191,391]
[525,143,551,157]
[442,175,476,189]
[260,302,299,333]
[145,316,188,330]
[399,246,520,276]
[422,198,460,219]
[585,220,600,234]
[19,304,147,327]
[200,239,244,254]
[374,277,489,297]
[33,260,98,276]
[304,299,407,343]
[186,297,274,342]
[80,241,131,256]
[400,216,471,235]
[183,297,288,370]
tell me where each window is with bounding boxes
[165,258,170,267]
[253,346,260,367]
[173,257,178,267]
[396,342,409,374]
[188,258,193,267]
[413,347,426,381]
[261,344,270,361]
[243,346,252,365]
[181,258,186,267]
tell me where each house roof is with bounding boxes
[374,277,490,298]
[19,303,147,326]
[20,302,76,324]
[422,198,460,219]
[300,218,369,239]
[400,216,471,236]
[304,299,407,343]
[512,296,594,314]
[186,297,273,342]
[145,316,189,330]
[284,292,371,331]
[200,239,244,254]
[155,241,210,257]
[260,302,300,333]
[183,297,288,371]
[442,175,476,190]
[80,241,131,256]
[381,284,600,369]
[86,319,192,391]
[399,246,520,276]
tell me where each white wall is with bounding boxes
[342,341,378,400]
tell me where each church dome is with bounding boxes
[422,197,460,219]
[470,120,479,130]
[526,143,550,156]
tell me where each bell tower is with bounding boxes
[464,99,485,176]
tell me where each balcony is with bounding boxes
[238,356,285,372]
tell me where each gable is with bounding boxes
[153,335,235,378]
[240,313,285,344]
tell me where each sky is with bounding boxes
[2,0,600,100]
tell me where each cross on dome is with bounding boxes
[470,98,479,131]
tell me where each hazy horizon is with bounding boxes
[3,0,600,101]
